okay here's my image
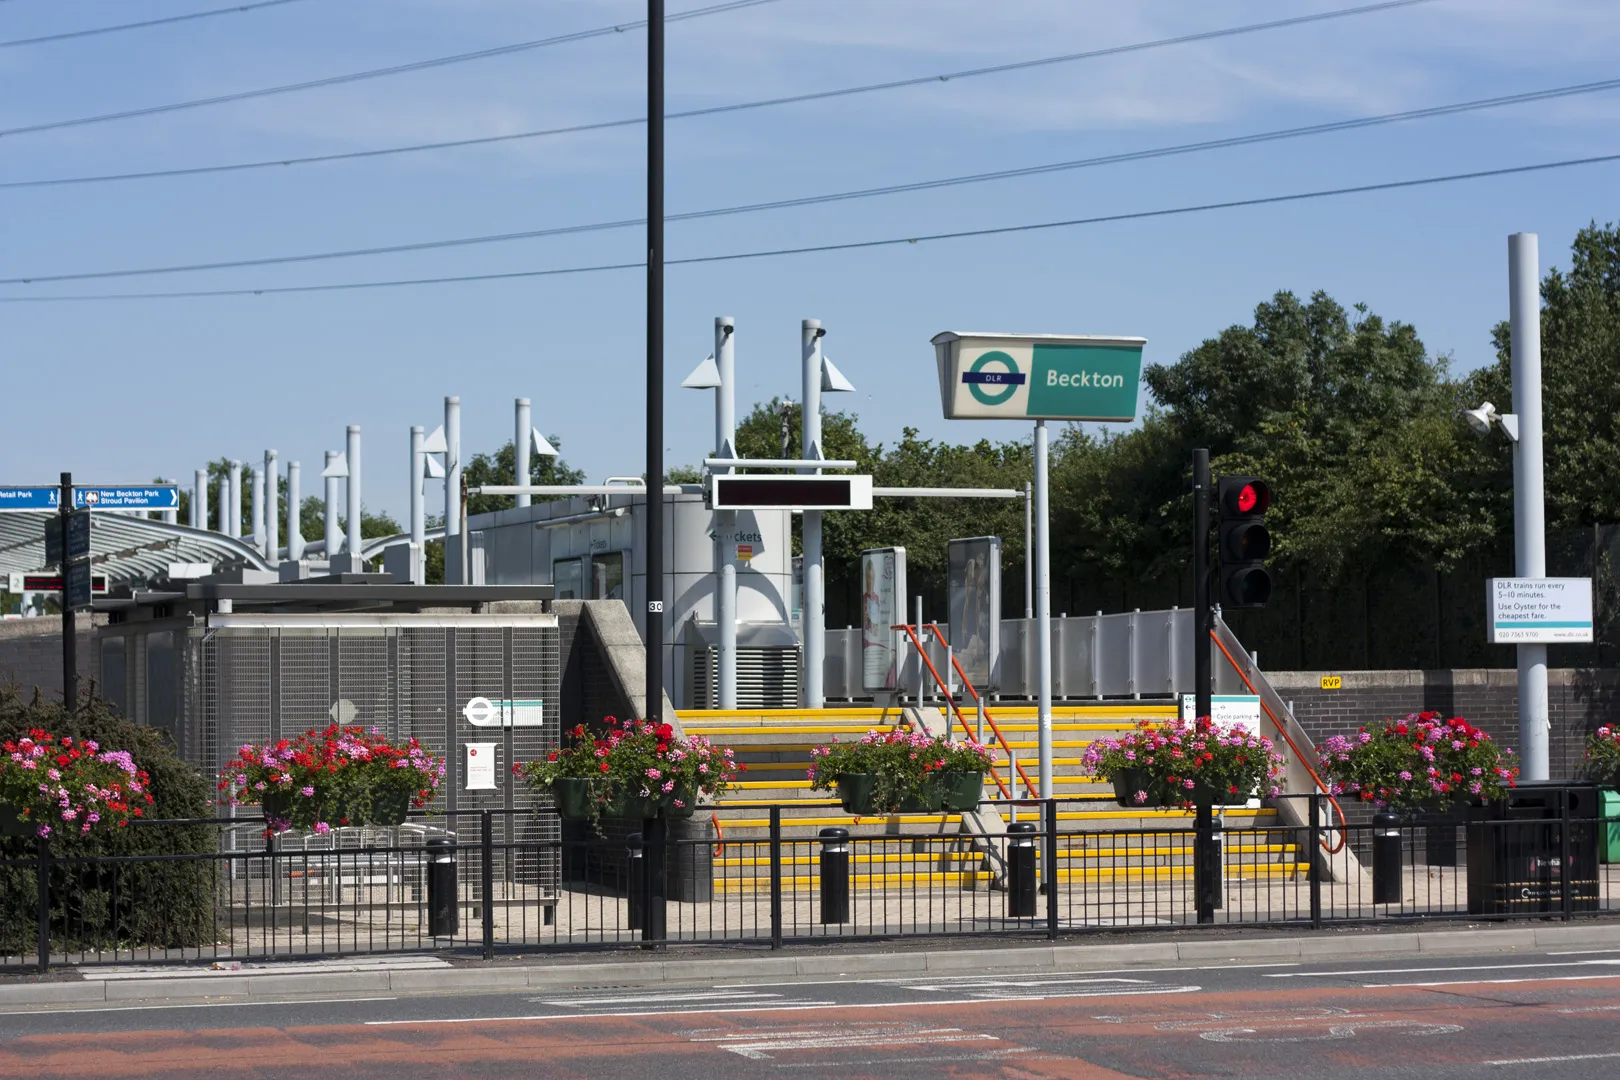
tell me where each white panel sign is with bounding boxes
[462,697,546,727]
[1487,577,1594,644]
[860,547,906,693]
[1180,694,1262,731]
[465,742,497,790]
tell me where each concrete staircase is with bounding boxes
[677,705,1310,893]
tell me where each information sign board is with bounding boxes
[72,486,180,511]
[860,547,906,693]
[1180,693,1263,731]
[1487,577,1594,644]
[465,743,497,790]
[0,487,61,513]
[947,537,1001,689]
[65,561,93,611]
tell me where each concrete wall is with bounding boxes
[0,617,102,703]
[1268,668,1620,781]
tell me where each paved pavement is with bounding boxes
[6,930,1620,1077]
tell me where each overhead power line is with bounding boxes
[0,0,783,139]
[5,76,1616,285]
[0,0,1437,156]
[0,0,312,50]
[3,151,1614,303]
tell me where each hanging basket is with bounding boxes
[1111,769,1162,809]
[368,788,412,827]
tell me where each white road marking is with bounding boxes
[687,1023,996,1061]
[81,957,448,980]
[717,961,1293,989]
[1558,1005,1620,1013]
[1546,949,1620,956]
[1199,1019,1462,1043]
[1365,973,1620,988]
[772,1048,1036,1068]
[1267,960,1620,978]
[0,996,398,1017]
[533,990,787,1007]
[1483,1052,1620,1066]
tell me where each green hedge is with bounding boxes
[0,686,219,958]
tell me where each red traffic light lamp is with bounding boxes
[1216,476,1273,609]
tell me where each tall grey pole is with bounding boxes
[445,396,462,584]
[323,451,341,557]
[801,318,825,710]
[1024,480,1033,618]
[250,466,264,550]
[346,425,363,565]
[645,0,667,728]
[287,461,304,561]
[264,450,278,563]
[716,316,738,709]
[514,398,532,508]
[411,426,426,550]
[217,474,229,535]
[1509,232,1549,781]
[1034,420,1052,799]
[227,460,242,539]
[192,470,207,530]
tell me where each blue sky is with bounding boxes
[1,0,1616,523]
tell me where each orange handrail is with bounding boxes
[1209,631,1347,855]
[924,622,1039,802]
[891,622,1033,803]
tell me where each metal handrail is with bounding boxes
[1209,629,1348,855]
[923,621,1040,802]
[891,622,1030,802]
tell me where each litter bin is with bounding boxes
[1602,788,1620,866]
[1465,783,1600,916]
[668,814,715,903]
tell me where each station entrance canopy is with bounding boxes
[0,512,273,584]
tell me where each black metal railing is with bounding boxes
[3,793,1616,971]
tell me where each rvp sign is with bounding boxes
[462,697,546,727]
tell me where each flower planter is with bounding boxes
[368,787,412,827]
[837,773,879,815]
[1111,770,1160,809]
[551,777,595,821]
[898,782,944,814]
[938,772,984,811]
[663,787,697,819]
[0,804,34,837]
[608,794,665,820]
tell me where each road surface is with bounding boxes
[6,946,1620,1077]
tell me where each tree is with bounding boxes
[1136,290,1494,581]
[462,437,585,517]
[1477,221,1620,527]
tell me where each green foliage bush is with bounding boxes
[0,686,219,959]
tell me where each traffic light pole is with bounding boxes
[1509,232,1549,782]
[1193,449,1211,720]
[645,0,665,724]
[59,472,75,711]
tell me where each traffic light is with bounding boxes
[1216,476,1273,608]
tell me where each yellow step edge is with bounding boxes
[712,809,1278,827]
[714,871,995,891]
[677,706,1174,721]
[733,776,1105,790]
[718,853,983,868]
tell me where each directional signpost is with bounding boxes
[932,332,1147,803]
[72,486,180,511]
[0,487,62,513]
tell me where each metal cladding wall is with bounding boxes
[181,614,560,870]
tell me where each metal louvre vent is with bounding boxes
[690,646,800,709]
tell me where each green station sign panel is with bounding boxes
[933,332,1147,422]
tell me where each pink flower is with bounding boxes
[313,822,331,835]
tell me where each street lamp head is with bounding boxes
[1463,401,1498,436]
[680,354,721,389]
[820,355,857,393]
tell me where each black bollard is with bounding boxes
[819,828,851,924]
[1194,800,1223,923]
[626,831,645,932]
[1372,810,1404,905]
[1008,822,1038,918]
[425,836,459,938]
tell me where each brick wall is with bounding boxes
[1268,668,1620,780]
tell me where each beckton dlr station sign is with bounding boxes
[932,332,1147,422]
